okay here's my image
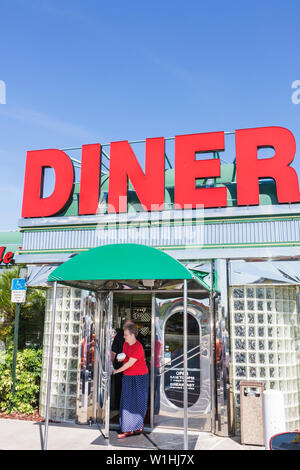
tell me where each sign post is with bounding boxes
[10,279,26,410]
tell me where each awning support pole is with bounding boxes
[183,279,188,450]
[43,281,57,450]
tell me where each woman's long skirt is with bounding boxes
[120,374,149,432]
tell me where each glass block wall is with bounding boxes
[39,287,83,422]
[230,285,300,433]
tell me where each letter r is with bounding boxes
[236,126,300,205]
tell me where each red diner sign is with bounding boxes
[21,126,300,218]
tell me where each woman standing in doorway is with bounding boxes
[113,323,149,438]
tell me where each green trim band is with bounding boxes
[20,213,300,233]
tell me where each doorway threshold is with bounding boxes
[107,429,199,450]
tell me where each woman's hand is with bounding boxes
[114,357,137,374]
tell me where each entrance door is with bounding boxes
[154,295,211,431]
[109,293,153,431]
[95,292,113,438]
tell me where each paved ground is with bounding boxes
[0,418,265,451]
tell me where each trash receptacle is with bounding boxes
[240,381,265,446]
[263,389,286,450]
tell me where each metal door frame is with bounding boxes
[95,291,113,439]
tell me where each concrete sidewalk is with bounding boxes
[0,418,265,451]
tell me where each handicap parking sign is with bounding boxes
[11,278,26,303]
[12,279,26,291]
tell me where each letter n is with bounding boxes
[108,138,165,212]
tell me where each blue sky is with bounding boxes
[0,0,300,229]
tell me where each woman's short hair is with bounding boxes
[123,323,138,337]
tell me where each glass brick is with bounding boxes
[236,366,246,377]
[283,288,289,299]
[71,335,79,345]
[67,397,76,409]
[257,301,263,311]
[63,312,70,322]
[70,347,78,357]
[260,367,266,377]
[69,359,78,370]
[249,353,256,363]
[60,371,67,382]
[256,288,264,298]
[250,367,256,377]
[248,327,255,337]
[259,353,265,363]
[234,301,244,311]
[247,301,254,311]
[67,384,77,396]
[65,288,71,298]
[258,314,264,324]
[248,340,256,350]
[50,395,57,407]
[235,352,246,363]
[275,288,282,299]
[258,327,264,337]
[268,328,273,337]
[266,288,274,299]
[74,289,81,298]
[69,372,77,383]
[67,409,76,420]
[235,339,246,350]
[73,311,80,322]
[57,409,65,421]
[246,288,254,298]
[248,313,255,323]
[58,396,65,407]
[235,326,245,337]
[289,302,296,313]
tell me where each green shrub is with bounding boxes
[0,347,42,414]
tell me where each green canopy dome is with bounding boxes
[48,243,194,283]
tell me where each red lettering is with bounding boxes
[0,246,5,263]
[79,144,101,215]
[21,149,74,217]
[236,126,300,205]
[3,251,13,264]
[174,132,227,208]
[108,138,165,212]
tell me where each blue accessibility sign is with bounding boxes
[11,278,26,291]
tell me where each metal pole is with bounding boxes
[43,281,57,450]
[10,303,20,411]
[183,279,188,450]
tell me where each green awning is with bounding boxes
[48,243,194,283]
